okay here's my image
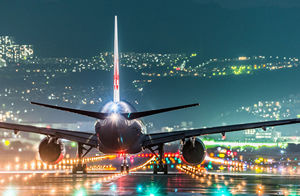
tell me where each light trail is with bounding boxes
[205,155,300,175]
[203,140,281,148]
[177,164,247,195]
[130,156,156,172]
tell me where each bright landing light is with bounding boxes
[110,113,119,121]
[112,103,118,112]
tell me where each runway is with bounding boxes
[1,171,300,195]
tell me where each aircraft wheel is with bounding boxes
[126,165,129,174]
[163,164,168,175]
[72,167,77,174]
[83,164,87,174]
[153,165,158,174]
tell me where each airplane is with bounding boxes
[1,15,300,174]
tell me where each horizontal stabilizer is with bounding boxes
[31,102,108,119]
[31,102,199,120]
[122,103,199,120]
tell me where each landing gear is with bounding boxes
[148,144,168,175]
[72,164,87,174]
[120,154,129,174]
[120,165,129,173]
[72,142,92,174]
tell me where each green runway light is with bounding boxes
[137,185,143,193]
[144,183,160,196]
[214,185,230,196]
[110,184,117,191]
[93,183,101,191]
[73,188,87,196]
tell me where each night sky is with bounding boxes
[1,0,300,58]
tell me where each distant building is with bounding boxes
[0,36,34,62]
[278,136,300,144]
[161,126,174,132]
[243,128,280,142]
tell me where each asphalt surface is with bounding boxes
[0,171,300,195]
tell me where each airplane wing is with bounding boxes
[0,122,98,147]
[142,118,300,147]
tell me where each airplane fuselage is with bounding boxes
[95,101,146,154]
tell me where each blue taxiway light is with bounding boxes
[110,184,117,191]
[93,183,101,191]
[137,185,143,193]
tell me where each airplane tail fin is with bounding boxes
[113,15,120,102]
[30,18,199,120]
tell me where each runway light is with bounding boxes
[110,184,117,191]
[137,185,143,193]
[3,186,17,196]
[50,189,56,194]
[65,186,70,192]
[93,183,101,191]
[4,140,10,146]
[73,188,87,196]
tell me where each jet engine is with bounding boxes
[38,137,65,164]
[180,138,206,165]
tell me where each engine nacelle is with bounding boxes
[38,137,65,164]
[181,138,206,165]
